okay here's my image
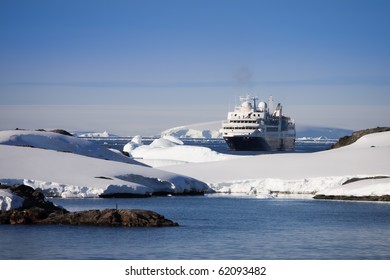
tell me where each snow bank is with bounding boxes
[161,131,390,197]
[0,189,24,211]
[320,178,390,196]
[0,130,137,164]
[123,135,233,167]
[0,130,210,198]
[2,129,389,199]
[340,131,390,149]
[123,135,144,154]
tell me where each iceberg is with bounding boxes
[161,121,222,139]
[123,135,233,167]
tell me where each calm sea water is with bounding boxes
[87,136,335,154]
[1,196,390,260]
[2,138,389,260]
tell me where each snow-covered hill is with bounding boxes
[0,130,209,200]
[0,130,137,164]
[160,131,390,197]
[2,129,389,204]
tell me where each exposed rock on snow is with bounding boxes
[314,194,390,201]
[0,184,178,226]
[49,129,74,136]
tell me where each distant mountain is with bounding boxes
[295,125,353,139]
[73,131,115,138]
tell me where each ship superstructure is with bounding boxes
[220,96,295,151]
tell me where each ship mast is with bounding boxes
[268,95,274,114]
[252,96,258,112]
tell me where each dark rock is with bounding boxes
[94,176,114,180]
[99,193,152,198]
[152,191,205,196]
[40,209,178,227]
[67,209,176,227]
[121,151,130,157]
[9,184,65,213]
[0,184,178,227]
[313,194,390,202]
[342,176,390,185]
[49,129,74,136]
[329,127,390,149]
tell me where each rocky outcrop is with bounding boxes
[313,194,390,202]
[342,176,390,185]
[329,127,390,149]
[0,184,178,227]
[42,209,178,227]
[6,184,64,212]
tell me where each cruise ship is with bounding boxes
[220,96,296,151]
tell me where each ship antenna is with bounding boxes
[268,95,274,114]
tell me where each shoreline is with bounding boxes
[0,184,179,227]
[313,194,390,202]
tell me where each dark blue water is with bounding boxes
[1,196,390,260]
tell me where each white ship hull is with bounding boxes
[220,96,296,151]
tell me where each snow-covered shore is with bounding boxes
[1,129,390,207]
[0,130,209,200]
[160,131,390,198]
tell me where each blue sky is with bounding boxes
[0,0,389,135]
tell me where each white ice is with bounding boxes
[1,129,390,208]
[124,135,234,167]
[0,130,138,164]
[0,130,209,207]
[160,131,390,198]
